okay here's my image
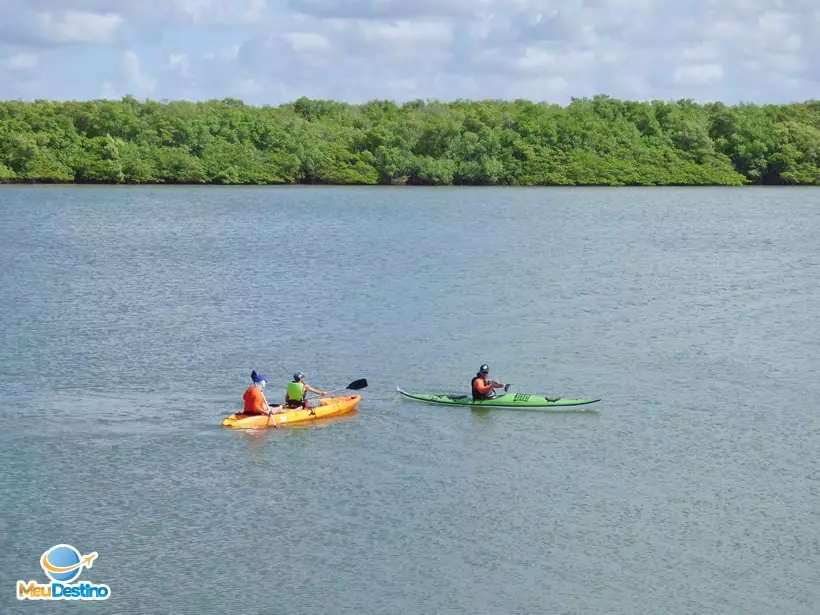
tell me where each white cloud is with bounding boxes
[515,47,593,72]
[545,75,569,91]
[168,53,191,77]
[674,63,724,85]
[35,10,122,43]
[288,0,490,20]
[711,21,744,40]
[757,11,791,37]
[203,45,240,61]
[682,43,720,61]
[0,0,818,104]
[757,52,806,73]
[172,0,267,24]
[123,50,156,92]
[282,32,330,52]
[2,52,38,70]
[785,33,801,51]
[516,47,555,70]
[358,20,452,44]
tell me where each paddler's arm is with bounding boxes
[305,384,328,396]
[474,379,494,395]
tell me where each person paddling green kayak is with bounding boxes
[397,388,601,409]
[471,364,507,400]
[397,363,600,410]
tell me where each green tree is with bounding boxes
[0,95,817,185]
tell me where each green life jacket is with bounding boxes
[287,381,305,402]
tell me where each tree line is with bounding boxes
[1,95,818,186]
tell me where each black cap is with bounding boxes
[479,364,489,372]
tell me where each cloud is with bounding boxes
[123,50,156,93]
[35,10,123,44]
[282,32,330,52]
[287,0,487,20]
[0,0,817,104]
[515,47,594,73]
[0,6,123,47]
[167,53,191,77]
[674,64,724,85]
[681,43,721,62]
[2,52,38,70]
[357,20,452,45]
[171,0,268,24]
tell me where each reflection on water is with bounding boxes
[233,409,362,446]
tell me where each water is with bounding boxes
[1,185,818,614]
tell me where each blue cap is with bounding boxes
[252,372,267,383]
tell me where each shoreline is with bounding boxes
[0,181,812,188]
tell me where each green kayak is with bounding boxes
[396,388,601,409]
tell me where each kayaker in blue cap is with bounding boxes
[285,372,328,409]
[471,364,506,400]
[242,370,279,415]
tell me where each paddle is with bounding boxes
[488,382,510,398]
[261,388,281,427]
[308,378,368,398]
[302,379,368,406]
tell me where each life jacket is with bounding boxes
[243,385,265,413]
[286,381,305,404]
[471,375,494,400]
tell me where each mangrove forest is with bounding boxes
[0,95,819,186]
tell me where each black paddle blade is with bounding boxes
[347,378,368,390]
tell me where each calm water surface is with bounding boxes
[1,185,818,614]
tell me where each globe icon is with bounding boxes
[42,544,82,582]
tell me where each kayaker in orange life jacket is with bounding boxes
[472,364,506,400]
[285,372,328,409]
[242,370,278,415]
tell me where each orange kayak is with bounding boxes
[221,395,361,429]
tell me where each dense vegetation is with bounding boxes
[1,95,819,186]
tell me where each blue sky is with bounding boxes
[0,0,818,105]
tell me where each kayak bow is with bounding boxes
[396,388,600,409]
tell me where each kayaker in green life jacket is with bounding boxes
[285,372,328,409]
[472,364,506,400]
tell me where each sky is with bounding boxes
[0,0,818,106]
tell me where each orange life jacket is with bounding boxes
[243,386,265,414]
